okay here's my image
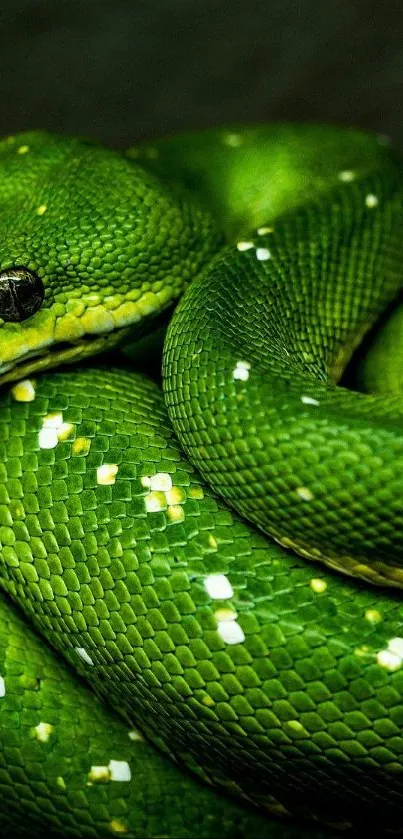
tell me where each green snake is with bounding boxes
[1,124,403,838]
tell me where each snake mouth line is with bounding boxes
[0,300,174,386]
[0,327,133,386]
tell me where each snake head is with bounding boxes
[0,131,221,385]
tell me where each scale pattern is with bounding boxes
[1,124,403,837]
[1,369,403,833]
[0,131,221,383]
[0,590,279,838]
[163,141,403,585]
[131,123,392,239]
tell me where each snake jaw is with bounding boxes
[0,330,135,385]
[0,322,135,385]
[0,285,177,384]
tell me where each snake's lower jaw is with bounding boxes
[0,292,176,385]
[0,326,133,386]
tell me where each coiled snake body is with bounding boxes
[1,125,403,837]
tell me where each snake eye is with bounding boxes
[0,267,44,322]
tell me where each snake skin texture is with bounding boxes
[0,587,279,838]
[0,130,222,384]
[160,131,403,585]
[1,369,403,835]
[0,124,403,837]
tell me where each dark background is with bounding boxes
[1,0,403,149]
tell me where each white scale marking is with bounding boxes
[75,647,94,666]
[204,574,233,599]
[256,247,271,261]
[233,360,251,381]
[301,395,320,406]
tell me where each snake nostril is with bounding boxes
[0,266,45,322]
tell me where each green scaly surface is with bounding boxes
[140,126,403,585]
[2,367,403,835]
[0,588,280,838]
[0,130,221,383]
[0,124,402,836]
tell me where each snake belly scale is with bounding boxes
[0,125,402,836]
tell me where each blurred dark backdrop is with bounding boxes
[0,0,402,148]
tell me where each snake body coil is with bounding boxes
[0,125,403,837]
